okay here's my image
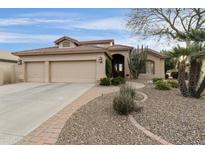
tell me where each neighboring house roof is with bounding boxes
[54,36,81,45]
[0,50,18,62]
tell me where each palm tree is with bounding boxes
[168,46,190,97]
[168,30,205,98]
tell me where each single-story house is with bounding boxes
[0,50,19,85]
[13,36,165,83]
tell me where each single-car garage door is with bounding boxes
[26,62,45,82]
[50,61,96,83]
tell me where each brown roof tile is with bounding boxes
[147,48,165,59]
[12,45,112,58]
[107,44,133,51]
[80,39,114,45]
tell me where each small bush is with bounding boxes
[171,71,178,79]
[111,76,126,85]
[119,84,136,99]
[100,78,110,86]
[113,85,136,115]
[167,80,179,88]
[155,80,171,90]
[152,78,163,84]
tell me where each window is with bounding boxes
[140,60,155,74]
[146,60,155,74]
[62,41,70,47]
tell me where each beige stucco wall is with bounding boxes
[16,49,165,83]
[147,54,165,78]
[19,53,108,83]
[0,67,3,85]
[0,61,17,85]
[15,64,24,82]
[139,54,165,79]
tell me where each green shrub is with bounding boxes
[111,76,126,85]
[152,78,163,84]
[167,80,179,88]
[105,59,112,78]
[113,85,136,115]
[155,80,171,90]
[171,71,178,79]
[100,78,110,86]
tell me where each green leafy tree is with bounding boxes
[128,47,147,79]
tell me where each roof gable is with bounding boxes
[54,36,80,46]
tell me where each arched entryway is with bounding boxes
[112,54,125,77]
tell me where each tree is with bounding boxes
[160,50,177,73]
[127,8,205,98]
[128,47,147,79]
[127,9,205,45]
[105,59,112,78]
[168,30,205,98]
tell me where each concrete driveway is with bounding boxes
[0,82,94,144]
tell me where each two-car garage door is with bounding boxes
[26,61,96,83]
[50,61,96,83]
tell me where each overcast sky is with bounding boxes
[0,8,177,52]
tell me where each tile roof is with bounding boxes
[80,39,114,45]
[0,50,18,61]
[12,45,112,58]
[107,44,133,51]
[12,36,164,59]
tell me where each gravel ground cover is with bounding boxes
[56,92,158,145]
[133,83,205,144]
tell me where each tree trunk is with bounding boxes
[178,62,189,97]
[195,76,205,98]
[188,59,202,97]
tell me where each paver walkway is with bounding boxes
[16,85,119,145]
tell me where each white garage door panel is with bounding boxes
[51,61,96,83]
[26,62,44,82]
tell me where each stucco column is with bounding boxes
[23,62,27,82]
[45,61,50,83]
[124,52,130,78]
[96,55,106,81]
